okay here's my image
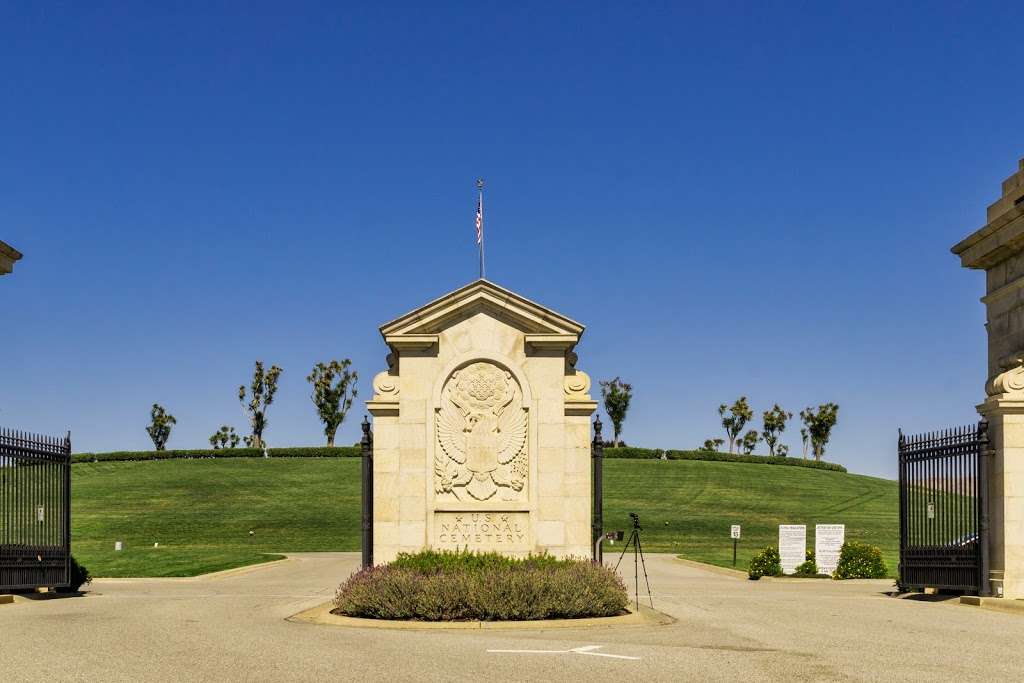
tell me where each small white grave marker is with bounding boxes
[114,541,123,551]
[815,524,845,575]
[778,525,806,574]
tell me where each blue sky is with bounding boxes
[3,2,1022,478]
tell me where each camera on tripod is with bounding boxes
[615,512,653,609]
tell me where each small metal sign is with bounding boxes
[114,541,123,551]
[36,505,45,522]
[731,524,741,539]
[927,502,935,520]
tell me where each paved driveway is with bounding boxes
[2,553,1022,681]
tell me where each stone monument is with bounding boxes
[365,279,598,564]
[952,156,1024,599]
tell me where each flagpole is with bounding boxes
[477,178,485,279]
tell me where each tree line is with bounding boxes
[144,359,358,451]
[705,396,839,461]
[596,378,839,462]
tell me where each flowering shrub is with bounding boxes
[334,550,627,621]
[832,541,888,579]
[748,545,783,580]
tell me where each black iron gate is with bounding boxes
[898,420,989,595]
[0,428,71,591]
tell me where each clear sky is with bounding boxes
[3,2,1022,478]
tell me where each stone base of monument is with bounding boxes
[287,601,674,630]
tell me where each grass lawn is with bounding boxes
[72,458,360,576]
[71,457,897,577]
[604,459,898,574]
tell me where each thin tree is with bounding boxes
[800,403,840,461]
[209,425,240,449]
[599,377,632,447]
[700,438,725,453]
[718,396,753,454]
[146,403,176,451]
[761,404,793,457]
[239,361,283,449]
[739,429,760,455]
[800,427,809,459]
[307,359,358,447]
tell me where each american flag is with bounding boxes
[475,194,483,245]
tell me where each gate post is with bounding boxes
[978,419,992,596]
[897,428,907,590]
[592,416,604,563]
[63,431,72,588]
[360,416,373,569]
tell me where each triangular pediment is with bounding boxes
[379,279,584,340]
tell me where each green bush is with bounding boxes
[748,546,783,580]
[335,550,628,621]
[602,447,665,459]
[72,446,361,464]
[663,449,847,473]
[832,541,888,579]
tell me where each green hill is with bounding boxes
[71,458,898,577]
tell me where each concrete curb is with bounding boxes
[287,601,675,630]
[961,596,1024,615]
[674,557,749,579]
[93,556,291,583]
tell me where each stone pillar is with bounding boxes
[952,156,1024,599]
[365,280,597,564]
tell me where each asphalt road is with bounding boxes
[2,553,1022,681]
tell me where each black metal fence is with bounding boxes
[898,421,989,594]
[0,428,71,591]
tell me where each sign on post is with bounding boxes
[815,524,845,575]
[730,525,741,539]
[778,525,806,574]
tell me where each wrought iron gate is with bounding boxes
[898,420,989,594]
[0,428,71,591]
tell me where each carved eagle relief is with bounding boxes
[435,362,528,501]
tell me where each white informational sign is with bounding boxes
[815,524,845,575]
[36,505,45,522]
[778,525,806,574]
[731,525,741,539]
[114,541,123,551]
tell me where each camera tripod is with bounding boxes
[614,512,653,609]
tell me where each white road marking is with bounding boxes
[487,645,640,661]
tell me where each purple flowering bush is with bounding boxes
[334,550,628,621]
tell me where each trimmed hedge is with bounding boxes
[603,447,847,473]
[72,446,360,464]
[73,445,845,472]
[334,550,627,621]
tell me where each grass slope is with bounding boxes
[72,458,897,577]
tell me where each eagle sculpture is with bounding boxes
[435,362,528,501]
